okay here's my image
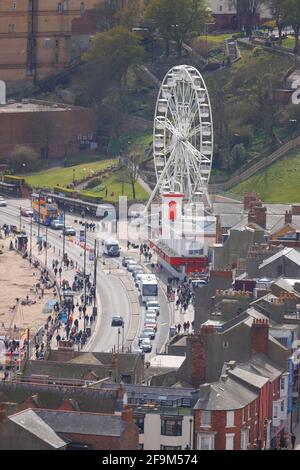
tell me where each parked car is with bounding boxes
[63,226,76,236]
[142,328,156,340]
[144,313,157,324]
[147,307,159,319]
[133,268,144,279]
[131,346,144,356]
[20,207,33,217]
[111,315,124,327]
[135,273,144,287]
[122,256,134,267]
[127,261,138,272]
[146,299,160,313]
[0,197,7,207]
[144,321,157,332]
[140,338,152,353]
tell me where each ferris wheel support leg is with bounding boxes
[145,150,176,212]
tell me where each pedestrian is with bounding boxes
[56,334,61,346]
[291,432,296,450]
[54,267,58,276]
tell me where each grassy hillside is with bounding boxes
[24,159,116,188]
[230,149,300,203]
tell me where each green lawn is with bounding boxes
[206,34,234,43]
[23,159,117,189]
[230,149,300,203]
[282,37,295,49]
[86,171,149,202]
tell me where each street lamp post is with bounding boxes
[122,323,124,352]
[19,207,22,232]
[93,239,98,313]
[29,214,33,261]
[38,192,41,238]
[73,168,76,185]
[62,203,66,261]
[189,418,193,450]
[45,226,48,267]
[117,328,121,352]
[83,220,87,331]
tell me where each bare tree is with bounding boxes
[125,152,140,200]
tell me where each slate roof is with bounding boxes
[9,408,127,440]
[9,409,67,449]
[36,409,127,436]
[22,360,111,381]
[194,375,258,411]
[259,247,300,269]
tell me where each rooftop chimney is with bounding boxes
[250,318,269,356]
[248,206,267,229]
[121,404,133,423]
[284,210,292,225]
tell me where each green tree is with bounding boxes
[10,146,38,172]
[146,0,210,58]
[264,0,285,43]
[233,0,264,35]
[83,26,145,100]
[115,0,145,29]
[282,0,300,53]
[230,143,247,170]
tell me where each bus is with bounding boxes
[103,239,120,257]
[140,274,158,303]
[31,193,59,226]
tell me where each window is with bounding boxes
[226,433,234,450]
[8,24,15,32]
[134,416,144,434]
[161,418,182,436]
[280,400,285,412]
[80,1,85,15]
[201,411,211,427]
[219,5,223,11]
[58,2,62,12]
[241,429,249,450]
[138,444,144,450]
[12,1,17,9]
[198,434,214,450]
[226,411,234,427]
[160,445,182,450]
[280,377,286,390]
[44,38,52,48]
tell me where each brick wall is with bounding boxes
[194,398,259,450]
[0,104,97,160]
[251,319,269,356]
[190,325,216,387]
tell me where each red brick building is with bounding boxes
[0,99,96,160]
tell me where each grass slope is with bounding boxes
[23,159,116,188]
[231,149,300,203]
[86,172,149,203]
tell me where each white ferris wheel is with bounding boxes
[147,65,213,208]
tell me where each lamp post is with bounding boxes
[45,226,48,267]
[83,220,87,332]
[189,418,193,450]
[62,203,66,261]
[122,323,124,352]
[37,192,41,238]
[19,206,22,232]
[73,168,76,185]
[117,328,121,352]
[29,214,33,261]
[93,239,98,315]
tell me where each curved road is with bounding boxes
[0,198,172,357]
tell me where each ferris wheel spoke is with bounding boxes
[182,140,211,164]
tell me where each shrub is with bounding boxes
[10,146,38,172]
